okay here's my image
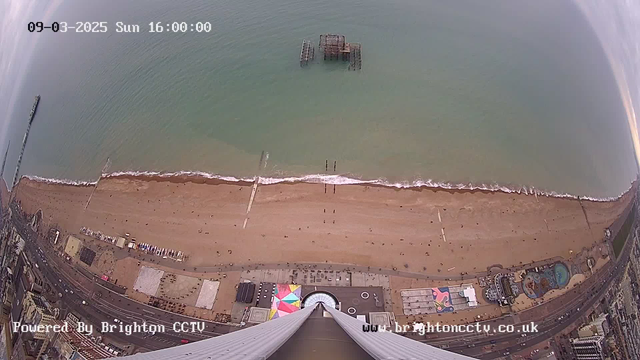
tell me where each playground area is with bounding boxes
[522,262,570,299]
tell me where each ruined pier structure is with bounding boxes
[319,34,362,70]
[299,40,315,66]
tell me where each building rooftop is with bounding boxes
[55,321,113,359]
[27,292,51,316]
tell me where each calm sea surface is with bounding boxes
[5,0,638,198]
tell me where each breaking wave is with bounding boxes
[23,171,631,202]
[24,175,98,186]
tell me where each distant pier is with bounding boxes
[299,34,362,70]
[12,95,40,189]
[319,34,362,70]
[299,40,314,66]
[320,34,346,60]
[348,43,362,70]
[0,141,9,178]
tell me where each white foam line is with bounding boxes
[22,171,633,202]
[24,174,97,186]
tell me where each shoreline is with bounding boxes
[21,171,634,203]
[13,170,635,278]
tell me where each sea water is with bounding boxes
[5,0,637,198]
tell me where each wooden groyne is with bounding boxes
[12,95,40,189]
[243,150,269,229]
[300,40,314,66]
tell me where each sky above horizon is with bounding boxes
[1,0,639,174]
[576,0,640,171]
[0,0,62,151]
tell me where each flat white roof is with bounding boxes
[195,280,220,310]
[463,287,477,307]
[133,266,164,296]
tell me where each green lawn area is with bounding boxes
[612,205,636,257]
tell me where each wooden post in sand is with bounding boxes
[84,157,111,210]
[325,160,328,194]
[332,160,337,193]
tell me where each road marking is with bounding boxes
[92,302,145,323]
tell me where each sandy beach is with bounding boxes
[12,175,634,277]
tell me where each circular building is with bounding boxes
[302,291,339,309]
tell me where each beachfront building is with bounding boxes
[570,336,606,360]
[46,320,114,359]
[21,291,55,358]
[578,313,609,338]
[461,284,478,307]
[22,291,54,339]
[484,273,519,306]
[119,303,475,359]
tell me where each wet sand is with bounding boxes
[13,175,635,275]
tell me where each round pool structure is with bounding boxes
[302,291,338,309]
[554,262,570,288]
